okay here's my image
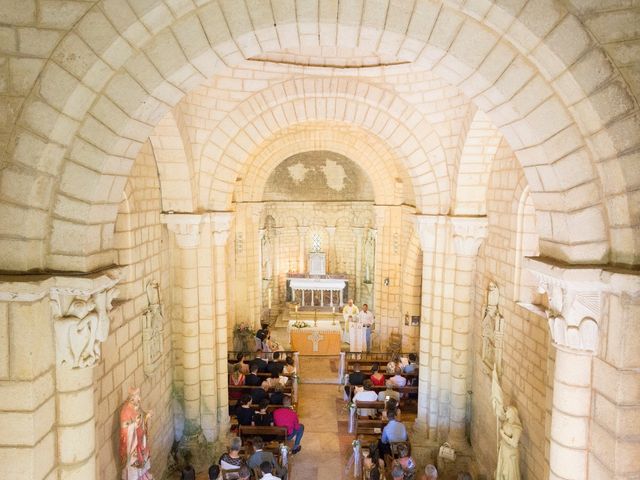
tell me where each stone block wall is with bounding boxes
[102,140,174,479]
[470,140,553,480]
[0,297,56,480]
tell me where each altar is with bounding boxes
[287,276,348,307]
[288,320,342,355]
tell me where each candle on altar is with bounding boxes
[295,305,298,313]
[268,288,272,309]
[332,306,335,313]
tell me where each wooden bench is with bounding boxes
[347,385,418,411]
[229,402,285,412]
[228,385,293,394]
[228,351,298,361]
[238,425,288,446]
[345,369,419,380]
[344,352,418,362]
[355,418,388,437]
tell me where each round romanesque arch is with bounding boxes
[1,0,638,272]
[199,78,449,213]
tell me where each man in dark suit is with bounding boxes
[267,351,285,376]
[249,351,269,373]
[344,363,365,398]
[245,364,261,386]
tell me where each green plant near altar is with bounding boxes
[232,322,256,351]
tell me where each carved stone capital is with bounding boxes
[414,214,446,252]
[450,216,488,256]
[526,258,611,354]
[210,211,234,247]
[161,213,205,249]
[0,267,123,369]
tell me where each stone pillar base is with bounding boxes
[174,427,210,471]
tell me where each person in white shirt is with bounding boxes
[358,303,374,352]
[353,379,379,417]
[259,461,281,480]
[390,367,407,388]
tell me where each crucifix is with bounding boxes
[307,331,324,352]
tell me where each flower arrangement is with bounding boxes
[233,322,255,335]
[291,320,309,329]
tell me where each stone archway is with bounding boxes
[1,1,638,271]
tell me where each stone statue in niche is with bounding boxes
[142,280,164,376]
[481,282,505,374]
[491,368,522,480]
[363,229,376,284]
[261,230,273,280]
[51,287,119,369]
[120,386,153,480]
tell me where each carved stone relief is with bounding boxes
[481,282,505,375]
[142,280,164,376]
[51,286,119,369]
[535,279,601,353]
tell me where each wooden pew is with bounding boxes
[355,418,388,437]
[229,402,285,412]
[228,351,298,361]
[238,425,288,455]
[347,385,418,411]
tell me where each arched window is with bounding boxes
[513,186,540,305]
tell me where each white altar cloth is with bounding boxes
[289,277,347,307]
[289,278,346,290]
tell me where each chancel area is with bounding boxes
[0,1,639,480]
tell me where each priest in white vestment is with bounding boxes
[348,315,365,352]
[342,298,359,343]
[358,304,374,352]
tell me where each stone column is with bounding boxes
[163,214,205,439]
[353,227,364,303]
[0,268,121,480]
[413,214,451,438]
[51,270,121,480]
[273,226,282,305]
[326,226,336,273]
[251,204,265,325]
[211,212,234,434]
[448,217,487,445]
[526,258,640,480]
[298,226,308,273]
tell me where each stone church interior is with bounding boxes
[0,1,639,479]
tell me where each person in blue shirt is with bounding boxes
[403,353,418,374]
[379,410,407,457]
